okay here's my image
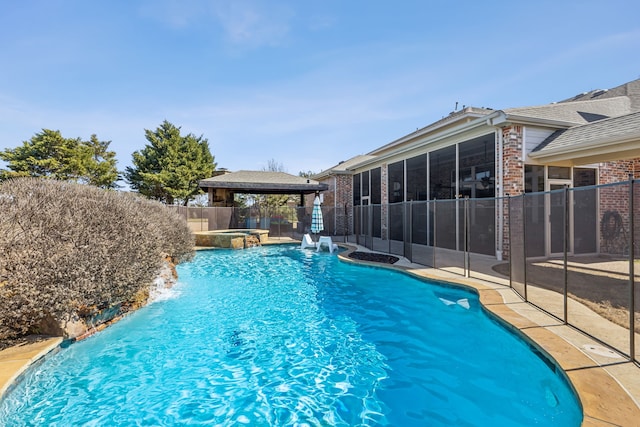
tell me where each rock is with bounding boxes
[244,235,261,248]
[38,256,179,341]
[230,236,245,249]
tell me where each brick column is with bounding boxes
[327,174,353,235]
[499,125,524,260]
[502,125,524,195]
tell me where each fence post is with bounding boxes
[563,185,569,324]
[355,206,359,246]
[522,194,528,302]
[343,203,347,243]
[406,202,412,261]
[464,196,470,278]
[507,195,512,289]
[433,200,437,269]
[629,174,635,361]
[368,204,373,250]
[387,203,391,254]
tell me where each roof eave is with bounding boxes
[368,109,493,156]
[529,133,640,164]
[313,169,354,179]
[352,115,494,171]
[490,112,579,129]
[198,181,328,194]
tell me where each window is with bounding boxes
[429,146,456,199]
[353,173,361,205]
[388,161,404,203]
[362,170,370,197]
[458,136,495,198]
[548,166,571,180]
[371,167,381,204]
[406,154,428,201]
[525,165,545,193]
[573,168,596,187]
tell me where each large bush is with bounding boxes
[0,178,194,340]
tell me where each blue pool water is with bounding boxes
[0,245,582,426]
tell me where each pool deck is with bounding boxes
[1,240,639,426]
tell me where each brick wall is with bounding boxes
[502,126,525,196]
[322,175,353,235]
[499,125,525,259]
[596,159,640,254]
[599,159,640,184]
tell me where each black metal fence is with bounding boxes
[175,179,639,364]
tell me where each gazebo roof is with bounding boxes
[199,170,328,194]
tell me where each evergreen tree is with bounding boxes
[81,134,120,189]
[0,129,120,189]
[125,120,216,205]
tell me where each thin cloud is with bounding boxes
[138,0,294,49]
[137,0,209,29]
[211,0,293,48]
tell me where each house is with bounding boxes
[315,78,640,259]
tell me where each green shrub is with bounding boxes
[0,178,194,340]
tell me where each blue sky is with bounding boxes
[1,0,639,178]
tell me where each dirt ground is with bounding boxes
[492,256,640,333]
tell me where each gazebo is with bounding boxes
[199,170,328,207]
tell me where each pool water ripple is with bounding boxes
[0,246,582,426]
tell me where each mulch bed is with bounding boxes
[347,251,399,264]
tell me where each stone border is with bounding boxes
[337,244,640,426]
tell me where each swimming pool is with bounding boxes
[0,245,582,426]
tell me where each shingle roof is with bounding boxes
[558,78,640,111]
[369,107,494,156]
[316,78,640,174]
[503,96,632,126]
[531,111,640,155]
[199,170,328,194]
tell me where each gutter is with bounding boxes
[369,109,493,155]
[489,111,581,129]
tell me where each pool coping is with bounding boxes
[1,242,638,426]
[0,337,63,399]
[338,244,640,426]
